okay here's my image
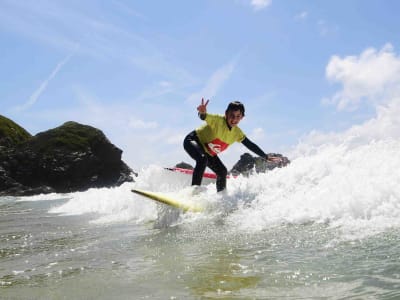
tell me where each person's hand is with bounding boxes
[267,155,284,164]
[197,98,209,114]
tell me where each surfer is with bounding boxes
[184,98,284,192]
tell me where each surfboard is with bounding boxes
[131,188,204,213]
[165,167,237,179]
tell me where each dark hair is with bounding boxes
[225,101,245,116]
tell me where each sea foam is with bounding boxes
[37,98,400,240]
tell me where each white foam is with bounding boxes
[227,96,400,240]
[47,166,216,225]
[44,136,400,240]
[226,138,400,240]
[34,97,400,240]
[49,182,157,224]
[17,192,68,202]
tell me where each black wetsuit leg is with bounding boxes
[183,131,228,192]
[183,131,208,186]
[207,155,228,192]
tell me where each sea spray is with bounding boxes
[49,182,157,224]
[44,136,400,241]
[39,95,400,240]
[226,138,400,241]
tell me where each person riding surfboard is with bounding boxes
[183,98,284,192]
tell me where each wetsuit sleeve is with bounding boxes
[242,137,268,158]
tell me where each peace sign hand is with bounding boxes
[197,98,209,114]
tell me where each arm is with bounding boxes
[197,98,209,120]
[198,112,206,120]
[242,137,284,163]
[241,137,268,158]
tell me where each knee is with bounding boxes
[183,134,191,150]
[197,153,208,167]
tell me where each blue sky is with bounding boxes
[1,0,400,170]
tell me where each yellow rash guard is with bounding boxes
[195,113,246,156]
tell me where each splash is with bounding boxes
[227,97,400,239]
[45,138,400,241]
[32,94,400,240]
[48,182,157,224]
[227,139,400,237]
[47,166,216,226]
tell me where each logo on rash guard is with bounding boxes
[205,138,229,156]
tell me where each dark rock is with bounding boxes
[175,152,290,177]
[175,161,193,170]
[230,152,290,176]
[230,153,255,176]
[0,118,135,196]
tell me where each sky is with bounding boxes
[1,0,400,171]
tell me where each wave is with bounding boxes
[17,98,399,241]
[43,137,400,240]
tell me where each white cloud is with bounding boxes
[292,44,400,159]
[250,0,272,11]
[13,52,74,111]
[295,96,400,157]
[186,59,236,104]
[324,44,400,111]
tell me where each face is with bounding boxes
[225,110,243,127]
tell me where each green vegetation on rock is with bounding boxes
[27,121,106,153]
[0,115,32,146]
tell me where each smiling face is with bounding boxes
[225,109,243,128]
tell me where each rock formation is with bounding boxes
[230,152,290,175]
[175,153,290,176]
[0,116,134,196]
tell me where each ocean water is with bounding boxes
[1,136,400,299]
[3,93,400,299]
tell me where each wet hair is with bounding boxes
[225,101,245,116]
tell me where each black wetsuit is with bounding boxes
[183,125,268,192]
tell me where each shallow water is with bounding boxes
[1,193,400,299]
[2,138,400,299]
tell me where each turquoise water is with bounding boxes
[2,138,400,299]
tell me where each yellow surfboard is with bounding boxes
[131,188,204,213]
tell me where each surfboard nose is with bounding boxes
[131,188,205,213]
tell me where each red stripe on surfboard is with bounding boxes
[165,167,237,179]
